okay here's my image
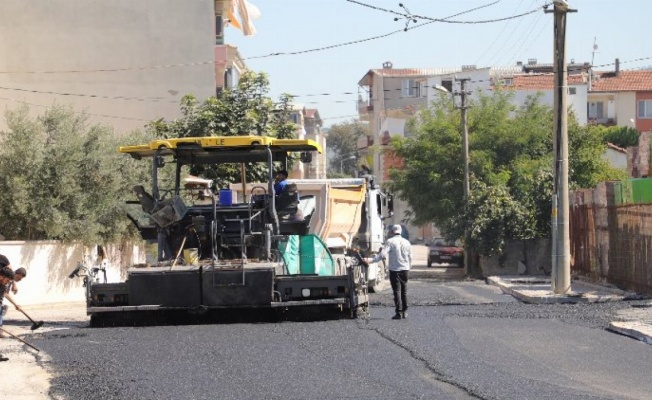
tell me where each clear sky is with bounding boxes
[228,0,652,128]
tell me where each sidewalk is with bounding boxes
[0,302,88,400]
[488,275,652,345]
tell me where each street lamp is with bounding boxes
[340,155,356,174]
[433,84,449,93]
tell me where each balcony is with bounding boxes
[357,100,373,121]
[357,135,373,150]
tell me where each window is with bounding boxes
[503,78,513,86]
[441,80,453,92]
[568,87,576,95]
[215,15,224,45]
[402,79,417,97]
[638,100,652,118]
[588,101,604,119]
[224,68,232,89]
[419,81,427,98]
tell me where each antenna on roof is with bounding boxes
[589,37,598,91]
[591,37,598,67]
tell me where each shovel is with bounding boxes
[17,307,44,331]
[0,327,40,352]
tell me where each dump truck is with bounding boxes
[72,136,371,325]
[230,177,393,292]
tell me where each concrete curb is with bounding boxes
[608,321,652,345]
[486,276,629,304]
[488,275,652,345]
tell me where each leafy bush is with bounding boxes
[0,105,151,243]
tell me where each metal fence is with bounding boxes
[571,202,652,295]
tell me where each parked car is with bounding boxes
[427,238,463,267]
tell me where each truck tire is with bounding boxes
[369,261,387,293]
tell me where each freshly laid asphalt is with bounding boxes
[487,275,652,344]
[0,245,652,400]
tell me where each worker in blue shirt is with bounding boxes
[274,170,289,195]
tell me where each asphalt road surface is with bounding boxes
[29,278,652,400]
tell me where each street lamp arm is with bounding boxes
[433,84,449,93]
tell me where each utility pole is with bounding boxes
[455,77,471,274]
[456,77,471,202]
[547,1,576,294]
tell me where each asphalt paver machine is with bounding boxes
[77,136,369,325]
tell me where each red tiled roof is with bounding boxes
[501,73,586,90]
[591,70,652,92]
[371,67,461,77]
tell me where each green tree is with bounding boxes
[596,125,639,149]
[146,71,297,187]
[325,120,366,177]
[389,90,624,257]
[0,105,151,243]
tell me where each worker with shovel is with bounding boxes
[0,266,16,361]
[1,271,29,336]
[0,256,42,333]
[2,267,26,317]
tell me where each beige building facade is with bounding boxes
[357,62,461,240]
[0,0,222,134]
[288,105,326,179]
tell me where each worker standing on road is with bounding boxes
[369,224,412,319]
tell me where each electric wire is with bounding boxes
[474,0,526,65]
[0,95,150,122]
[0,85,178,102]
[1,56,651,120]
[496,9,547,66]
[0,1,507,72]
[0,60,219,75]
[346,0,544,24]
[512,17,552,66]
[244,0,519,60]
[484,0,542,67]
[3,56,652,109]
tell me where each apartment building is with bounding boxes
[0,0,253,134]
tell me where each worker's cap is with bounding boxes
[391,224,402,235]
